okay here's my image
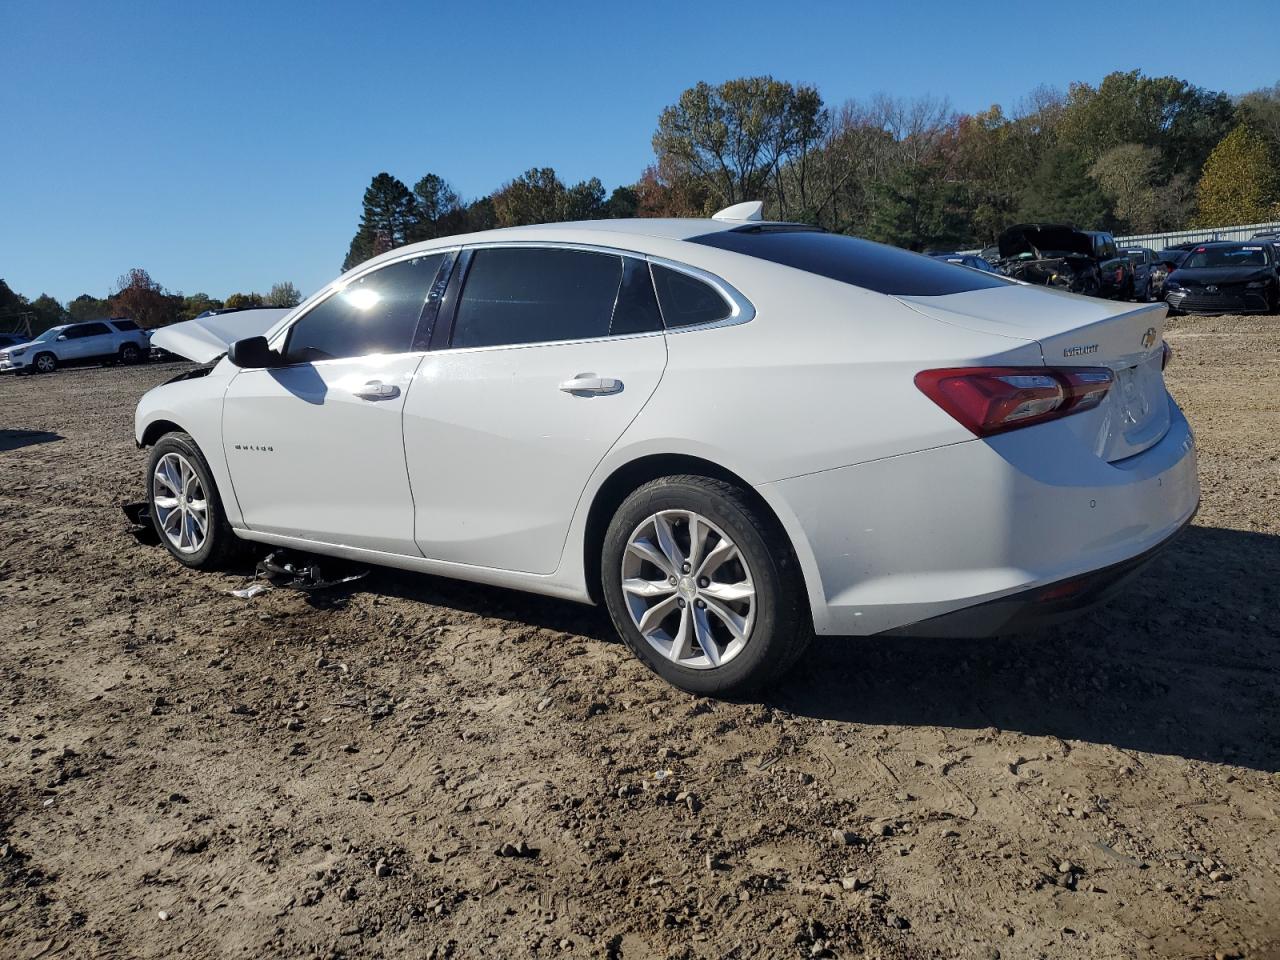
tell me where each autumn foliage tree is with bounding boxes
[110,268,178,329]
[1195,124,1280,225]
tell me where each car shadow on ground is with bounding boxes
[774,525,1280,772]
[255,524,1280,772]
[0,429,63,452]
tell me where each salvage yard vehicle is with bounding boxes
[0,318,150,374]
[1164,241,1280,315]
[996,223,1134,300]
[930,252,1001,274]
[1123,246,1165,302]
[134,204,1199,696]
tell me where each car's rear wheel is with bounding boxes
[119,343,141,364]
[602,475,810,697]
[33,352,56,374]
[147,432,239,569]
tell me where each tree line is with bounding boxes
[344,70,1280,265]
[0,272,303,336]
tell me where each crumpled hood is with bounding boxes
[149,309,290,363]
[1169,266,1274,285]
[998,223,1092,260]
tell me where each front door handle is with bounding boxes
[354,380,400,401]
[559,373,623,395]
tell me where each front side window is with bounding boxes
[283,254,445,363]
[651,264,733,327]
[451,248,625,349]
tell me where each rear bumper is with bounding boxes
[766,395,1200,636]
[880,506,1195,637]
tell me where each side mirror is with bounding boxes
[227,336,280,368]
[56,334,68,341]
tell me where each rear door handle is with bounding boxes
[559,373,623,395]
[354,380,400,401]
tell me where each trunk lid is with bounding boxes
[897,283,1170,462]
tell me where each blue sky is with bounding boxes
[1,0,1276,304]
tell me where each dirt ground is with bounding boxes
[1,311,1278,960]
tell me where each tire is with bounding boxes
[146,432,240,569]
[119,343,141,364]
[33,352,57,374]
[601,475,811,697]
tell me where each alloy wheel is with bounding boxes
[152,452,209,554]
[621,510,756,669]
[36,355,55,373]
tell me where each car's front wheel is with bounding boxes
[601,475,810,697]
[147,432,239,568]
[33,352,57,374]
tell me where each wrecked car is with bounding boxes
[996,224,1134,300]
[128,205,1197,698]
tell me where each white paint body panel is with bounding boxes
[404,332,667,573]
[133,218,1200,637]
[221,355,424,555]
[149,309,290,363]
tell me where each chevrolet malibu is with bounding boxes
[134,203,1199,696]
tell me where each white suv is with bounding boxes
[0,319,151,374]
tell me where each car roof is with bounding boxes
[349,218,753,274]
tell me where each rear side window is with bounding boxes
[111,319,140,331]
[451,248,624,348]
[651,265,733,327]
[68,322,111,338]
[689,229,1009,296]
[284,253,445,363]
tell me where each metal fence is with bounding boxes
[1115,221,1280,249]
[962,221,1280,257]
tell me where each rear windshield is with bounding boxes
[1183,245,1269,268]
[688,228,1010,296]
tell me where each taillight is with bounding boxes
[1161,340,1172,370]
[914,366,1114,437]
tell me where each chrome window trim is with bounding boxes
[446,240,755,345]
[266,247,462,357]
[644,254,755,331]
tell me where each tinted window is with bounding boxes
[110,319,139,331]
[651,264,733,327]
[284,254,444,363]
[68,322,111,338]
[452,248,623,348]
[610,258,665,336]
[689,228,1009,296]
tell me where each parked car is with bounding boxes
[1158,248,1191,272]
[1164,241,1280,315]
[0,333,27,349]
[0,319,150,374]
[930,252,1001,274]
[1122,247,1165,301]
[135,205,1198,696]
[995,224,1134,299]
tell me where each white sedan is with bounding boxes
[135,203,1199,696]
